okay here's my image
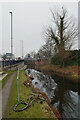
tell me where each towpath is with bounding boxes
[0,71,17,119]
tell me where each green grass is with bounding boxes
[3,70,57,119]
[0,80,2,90]
[2,69,17,88]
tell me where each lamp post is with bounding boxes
[9,12,13,59]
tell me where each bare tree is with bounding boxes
[45,7,78,55]
[30,51,36,59]
[37,43,53,60]
[25,51,37,60]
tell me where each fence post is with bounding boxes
[17,67,19,102]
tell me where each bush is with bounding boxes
[51,53,63,65]
[51,50,80,66]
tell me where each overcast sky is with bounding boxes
[0,2,78,57]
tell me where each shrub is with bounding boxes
[51,50,80,66]
[50,53,63,65]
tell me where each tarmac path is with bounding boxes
[0,71,17,119]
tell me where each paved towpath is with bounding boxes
[0,71,17,119]
[0,74,8,81]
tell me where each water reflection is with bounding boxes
[52,85,78,118]
[26,69,80,119]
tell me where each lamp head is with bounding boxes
[9,12,12,14]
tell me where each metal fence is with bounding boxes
[0,60,24,68]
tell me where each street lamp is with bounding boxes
[9,12,13,59]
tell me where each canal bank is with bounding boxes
[35,64,80,84]
[26,69,80,119]
[25,70,61,119]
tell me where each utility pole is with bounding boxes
[9,12,13,59]
[20,40,23,59]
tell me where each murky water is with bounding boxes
[26,69,80,119]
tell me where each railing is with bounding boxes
[0,60,24,71]
[0,60,24,68]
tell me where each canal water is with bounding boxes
[26,69,80,119]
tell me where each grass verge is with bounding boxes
[2,69,17,88]
[3,70,57,119]
[0,80,2,90]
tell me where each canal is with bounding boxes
[26,69,80,119]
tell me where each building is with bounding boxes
[6,53,15,60]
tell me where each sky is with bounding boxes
[0,2,78,57]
